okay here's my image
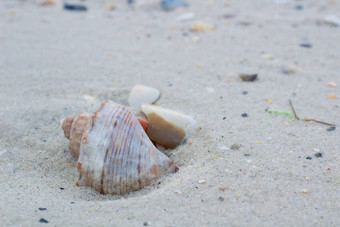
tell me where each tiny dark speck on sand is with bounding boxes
[218,197,225,201]
[327,126,336,131]
[39,218,49,223]
[242,91,248,95]
[223,117,226,120]
[306,156,312,160]
[241,113,248,117]
[314,152,323,158]
[244,154,251,156]
[59,187,64,190]
[143,222,149,226]
[38,208,47,211]
[300,43,312,48]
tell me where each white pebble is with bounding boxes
[322,15,340,27]
[176,12,196,22]
[128,85,160,108]
[83,95,96,103]
[174,189,182,195]
[220,146,229,150]
[198,178,206,184]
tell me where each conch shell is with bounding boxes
[61,100,178,194]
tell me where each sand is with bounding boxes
[0,0,339,226]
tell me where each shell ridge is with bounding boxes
[110,105,132,193]
[99,104,121,193]
[105,104,125,193]
[120,110,136,193]
[112,106,129,193]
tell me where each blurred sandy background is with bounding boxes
[0,0,339,226]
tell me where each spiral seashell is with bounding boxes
[61,100,178,194]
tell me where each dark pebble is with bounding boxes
[242,91,248,95]
[295,5,303,10]
[327,126,336,131]
[314,152,323,158]
[218,197,225,201]
[300,43,312,48]
[42,139,46,142]
[63,3,87,11]
[38,208,47,211]
[71,202,75,204]
[239,74,258,82]
[241,113,248,117]
[59,187,64,190]
[143,222,149,226]
[39,218,49,224]
[306,156,312,160]
[222,117,226,120]
[244,154,251,157]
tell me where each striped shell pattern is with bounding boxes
[61,100,178,194]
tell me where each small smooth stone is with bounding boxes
[128,85,160,108]
[314,152,323,158]
[174,188,182,194]
[142,104,197,148]
[239,74,258,82]
[306,156,312,160]
[218,197,225,201]
[63,3,87,11]
[191,21,215,32]
[161,0,188,11]
[301,189,309,194]
[327,126,336,131]
[300,43,312,48]
[327,82,337,87]
[261,53,273,59]
[231,144,240,150]
[281,66,295,75]
[176,12,195,22]
[242,91,248,95]
[198,179,206,184]
[327,94,337,99]
[39,218,49,223]
[38,208,47,211]
[83,95,96,103]
[322,15,340,27]
[241,113,248,117]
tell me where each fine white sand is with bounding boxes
[0,0,339,226]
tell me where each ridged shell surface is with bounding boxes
[75,101,178,194]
